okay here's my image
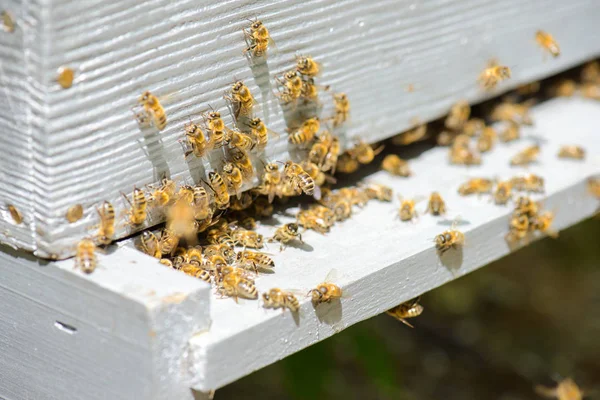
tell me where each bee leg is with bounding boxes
[399,318,415,328]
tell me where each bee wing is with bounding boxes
[323,268,339,284]
[266,127,281,139]
[267,37,279,55]
[312,185,322,201]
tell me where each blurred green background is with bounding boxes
[217,216,600,400]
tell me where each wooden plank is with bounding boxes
[1,0,600,257]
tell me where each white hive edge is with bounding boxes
[1,0,600,258]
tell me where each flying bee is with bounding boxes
[425,192,446,215]
[493,180,513,205]
[184,122,211,158]
[535,378,585,400]
[348,140,385,164]
[122,187,148,226]
[322,136,341,174]
[332,93,350,127]
[75,238,97,274]
[296,55,320,77]
[263,288,301,313]
[477,127,497,153]
[269,222,303,250]
[229,148,254,180]
[7,204,23,224]
[192,185,212,220]
[386,297,424,328]
[222,162,244,199]
[558,145,585,160]
[243,19,275,57]
[207,171,230,210]
[224,129,255,152]
[535,29,560,58]
[225,80,254,119]
[283,161,316,197]
[94,201,115,245]
[237,250,274,272]
[458,178,494,196]
[510,145,540,166]
[166,199,197,241]
[159,228,180,256]
[138,91,167,130]
[381,154,411,177]
[478,60,511,90]
[288,117,320,146]
[434,219,465,254]
[397,195,420,221]
[510,174,545,193]
[309,269,343,305]
[232,227,264,249]
[462,118,485,137]
[203,110,230,149]
[248,117,279,151]
[139,231,161,259]
[276,69,303,103]
[363,183,393,202]
[445,100,471,131]
[218,271,258,301]
[148,178,177,208]
[181,263,212,283]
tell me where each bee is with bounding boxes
[243,19,275,57]
[535,30,560,58]
[308,140,329,168]
[589,177,600,198]
[192,185,212,220]
[335,153,358,174]
[159,259,174,268]
[175,185,195,205]
[222,162,244,198]
[181,263,212,283]
[449,146,481,166]
[204,243,235,264]
[530,210,558,238]
[332,93,350,127]
[252,197,274,217]
[445,100,470,131]
[229,194,253,212]
[204,110,229,149]
[256,162,281,203]
[506,212,530,242]
[580,82,600,100]
[57,67,75,89]
[225,80,254,119]
[122,187,148,226]
[139,231,161,259]
[218,271,258,301]
[322,136,341,174]
[248,117,278,151]
[338,187,369,208]
[386,297,424,328]
[207,172,230,210]
[514,196,539,217]
[348,140,385,164]
[148,178,177,207]
[363,183,393,202]
[224,130,254,153]
[232,227,264,249]
[558,145,585,160]
[309,269,343,305]
[277,69,303,103]
[159,228,180,256]
[297,208,331,234]
[493,180,513,205]
[207,226,235,248]
[491,102,533,126]
[552,79,577,97]
[392,121,428,145]
[510,174,545,193]
[510,145,540,166]
[2,10,15,33]
[269,222,303,250]
[229,148,254,180]
[458,178,494,196]
[7,204,23,224]
[138,91,167,131]
[425,192,446,215]
[184,122,211,158]
[477,127,497,153]
[479,61,511,90]
[296,55,320,77]
[462,118,485,137]
[283,161,316,197]
[300,161,329,187]
[397,195,419,221]
[288,117,320,146]
[381,154,411,177]
[94,201,115,245]
[263,288,300,313]
[166,199,197,241]
[301,77,324,102]
[237,250,275,272]
[74,238,97,274]
[434,219,465,254]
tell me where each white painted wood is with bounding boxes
[0,244,211,400]
[1,0,599,258]
[187,97,600,392]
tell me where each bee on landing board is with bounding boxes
[263,288,300,313]
[381,154,411,177]
[434,218,465,254]
[95,201,115,245]
[510,145,540,166]
[309,269,343,305]
[386,297,424,328]
[283,161,316,197]
[445,100,470,131]
[557,145,585,160]
[348,140,384,165]
[397,195,420,222]
[269,222,303,251]
[425,192,446,216]
[457,178,494,196]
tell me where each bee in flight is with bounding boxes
[535,30,560,58]
[478,60,511,90]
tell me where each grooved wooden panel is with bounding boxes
[1,0,599,258]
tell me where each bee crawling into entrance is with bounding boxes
[386,297,424,328]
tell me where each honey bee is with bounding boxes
[458,178,494,196]
[308,137,330,168]
[204,110,230,149]
[138,91,167,131]
[192,185,211,220]
[386,297,424,328]
[243,19,275,57]
[348,140,384,164]
[449,145,481,166]
[491,102,533,126]
[288,117,320,146]
[207,172,230,210]
[256,162,281,203]
[204,243,235,264]
[207,226,235,248]
[510,174,545,193]
[397,195,420,221]
[479,61,511,90]
[535,30,560,58]
[582,61,600,83]
[122,187,148,226]
[166,199,197,241]
[237,250,275,272]
[218,270,258,301]
[580,82,600,100]
[269,222,303,250]
[506,212,530,242]
[232,227,264,249]
[557,145,585,160]
[57,67,75,89]
[332,93,350,127]
[381,154,411,177]
[276,69,303,103]
[225,80,254,119]
[445,100,471,131]
[75,238,97,274]
[535,378,584,400]
[531,210,558,238]
[309,269,342,305]
[139,231,161,259]
[425,192,446,216]
[338,187,369,208]
[493,180,513,205]
[229,194,253,212]
[510,145,540,166]
[301,78,325,102]
[363,183,393,202]
[95,201,115,245]
[283,161,316,197]
[248,117,278,151]
[229,148,254,180]
[434,219,465,254]
[589,177,600,198]
[252,197,274,217]
[2,10,15,33]
[297,208,331,234]
[392,121,428,145]
[159,259,174,268]
[300,161,330,187]
[477,127,497,153]
[262,288,301,313]
[462,118,485,137]
[148,178,177,207]
[222,162,244,198]
[7,204,23,224]
[159,228,180,256]
[514,196,539,216]
[296,55,320,77]
[176,185,195,205]
[184,122,211,158]
[322,136,341,174]
[181,263,212,283]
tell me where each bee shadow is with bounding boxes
[286,240,314,252]
[183,154,208,185]
[436,219,471,227]
[139,126,171,181]
[438,246,464,273]
[247,55,274,125]
[313,299,343,327]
